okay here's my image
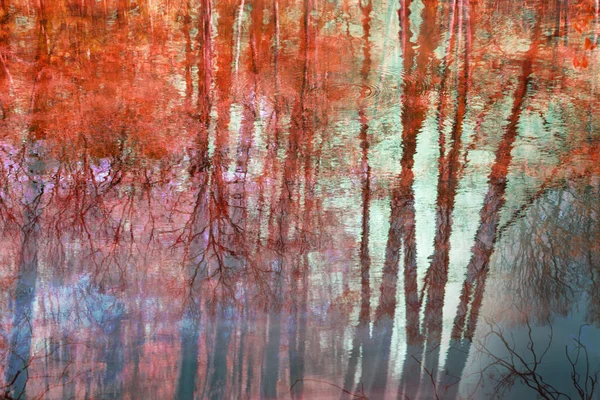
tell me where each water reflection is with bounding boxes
[1,0,599,399]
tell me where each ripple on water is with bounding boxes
[320,64,403,117]
[230,63,402,120]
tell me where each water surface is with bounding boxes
[0,0,599,399]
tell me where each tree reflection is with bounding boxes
[0,0,598,399]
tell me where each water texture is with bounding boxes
[0,0,599,399]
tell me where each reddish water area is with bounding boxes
[0,0,599,399]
